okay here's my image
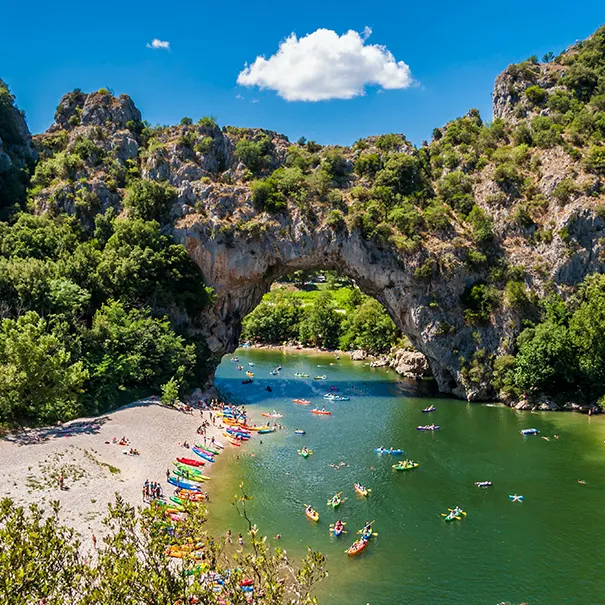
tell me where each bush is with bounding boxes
[375,153,427,197]
[326,209,345,231]
[388,204,424,237]
[423,202,450,232]
[437,171,474,214]
[414,258,436,280]
[354,153,382,177]
[530,116,562,148]
[375,134,404,151]
[321,149,349,180]
[251,179,286,213]
[461,282,496,323]
[584,145,605,174]
[234,135,272,174]
[123,180,177,222]
[525,85,547,105]
[505,280,529,308]
[467,205,493,243]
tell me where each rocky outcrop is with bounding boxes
[0,79,37,209]
[389,349,430,379]
[15,25,605,402]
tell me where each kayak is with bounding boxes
[294,429,306,435]
[246,371,254,377]
[195,444,220,455]
[374,448,404,455]
[324,394,350,401]
[177,457,205,467]
[155,498,184,512]
[305,507,319,522]
[228,438,241,446]
[422,405,436,413]
[192,447,215,463]
[176,489,207,501]
[314,375,327,380]
[168,476,202,491]
[173,470,209,483]
[392,461,419,471]
[298,449,313,458]
[311,409,332,415]
[242,379,253,384]
[174,462,205,475]
[346,539,368,557]
[417,425,440,431]
[261,412,283,418]
[521,428,539,435]
[354,483,370,497]
[294,373,309,378]
[333,524,344,537]
[327,493,344,508]
[257,427,276,434]
[293,399,311,405]
[509,494,524,502]
[475,481,493,488]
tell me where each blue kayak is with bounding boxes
[192,446,215,463]
[374,448,404,455]
[168,476,202,491]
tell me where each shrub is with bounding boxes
[505,280,529,308]
[326,209,345,231]
[584,145,605,175]
[122,180,176,222]
[530,116,562,148]
[321,149,349,180]
[493,162,523,187]
[525,85,547,105]
[375,153,427,197]
[388,204,424,237]
[423,202,450,232]
[552,178,578,203]
[437,171,474,214]
[561,64,598,101]
[461,282,496,323]
[234,135,272,174]
[375,134,403,151]
[354,153,382,177]
[414,258,436,280]
[467,205,493,244]
[194,136,213,154]
[251,179,286,213]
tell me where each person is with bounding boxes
[166,468,170,481]
[238,533,244,546]
[58,474,64,490]
[226,529,232,544]
[274,533,281,540]
[92,534,97,549]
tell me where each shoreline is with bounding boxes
[0,395,232,546]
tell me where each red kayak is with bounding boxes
[177,457,205,467]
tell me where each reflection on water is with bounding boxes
[207,349,605,605]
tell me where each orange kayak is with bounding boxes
[305,507,319,522]
[293,399,311,405]
[347,539,369,557]
[311,409,332,415]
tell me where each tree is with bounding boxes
[161,375,181,405]
[242,296,303,344]
[0,491,326,604]
[340,298,399,354]
[0,312,88,426]
[298,291,342,349]
[123,180,177,222]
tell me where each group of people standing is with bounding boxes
[142,480,163,502]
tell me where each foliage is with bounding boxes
[525,85,548,105]
[0,491,326,605]
[461,282,496,323]
[298,291,343,349]
[339,298,398,354]
[123,179,177,222]
[241,296,303,344]
[234,134,273,174]
[584,145,605,174]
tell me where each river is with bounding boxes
[208,348,605,604]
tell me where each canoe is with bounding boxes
[257,427,276,434]
[246,371,254,377]
[422,406,436,413]
[192,447,215,463]
[311,409,332,415]
[392,462,419,471]
[174,462,205,476]
[417,425,440,431]
[294,373,309,378]
[346,539,368,557]
[294,429,306,435]
[314,375,327,380]
[176,489,207,501]
[155,498,184,512]
[443,507,466,521]
[228,438,241,446]
[354,484,369,497]
[298,449,313,458]
[261,413,283,418]
[374,448,404,455]
[293,399,311,405]
[521,428,539,435]
[168,476,202,491]
[509,495,524,502]
[177,457,205,467]
[305,507,319,522]
[333,524,344,537]
[327,492,343,508]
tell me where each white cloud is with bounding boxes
[237,27,412,101]
[147,39,170,50]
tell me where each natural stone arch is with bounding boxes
[174,217,507,401]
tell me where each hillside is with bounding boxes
[2,25,605,425]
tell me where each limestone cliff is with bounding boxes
[17,24,605,402]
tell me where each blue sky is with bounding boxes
[1,1,603,146]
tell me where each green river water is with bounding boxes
[207,349,605,604]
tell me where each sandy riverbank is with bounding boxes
[0,397,236,548]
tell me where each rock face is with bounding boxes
[0,79,37,209]
[18,26,605,402]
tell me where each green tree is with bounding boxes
[123,180,177,222]
[340,298,399,354]
[242,296,303,344]
[0,312,88,426]
[298,291,342,349]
